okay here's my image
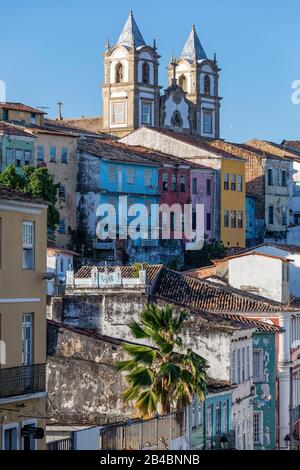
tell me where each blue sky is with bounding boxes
[1,0,300,143]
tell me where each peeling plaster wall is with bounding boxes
[47,321,135,424]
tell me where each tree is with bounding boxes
[185,239,227,269]
[0,165,59,234]
[116,303,208,417]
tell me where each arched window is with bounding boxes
[142,62,150,84]
[179,74,187,92]
[115,62,123,83]
[204,74,211,95]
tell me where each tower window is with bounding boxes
[204,74,211,95]
[112,102,125,124]
[141,102,152,125]
[179,74,187,92]
[203,111,213,134]
[142,62,150,84]
[115,62,123,83]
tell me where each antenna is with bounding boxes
[37,106,50,113]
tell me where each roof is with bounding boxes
[47,244,80,257]
[222,251,293,263]
[0,121,35,138]
[138,128,246,162]
[44,117,107,136]
[0,102,45,114]
[117,11,146,48]
[27,125,78,138]
[282,140,300,154]
[239,143,293,162]
[75,264,163,282]
[206,378,236,394]
[154,267,297,314]
[251,242,300,255]
[180,25,207,62]
[0,185,46,205]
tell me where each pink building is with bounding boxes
[190,166,216,241]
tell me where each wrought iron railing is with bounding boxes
[47,438,73,451]
[0,363,46,399]
[292,404,300,424]
[206,430,236,450]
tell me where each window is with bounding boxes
[206,179,211,196]
[6,148,14,165]
[61,147,68,163]
[142,62,150,84]
[58,219,66,234]
[179,75,187,92]
[238,211,243,228]
[224,173,229,190]
[282,206,287,226]
[112,102,125,124]
[222,402,228,433]
[60,258,64,272]
[180,175,186,192]
[242,347,246,382]
[24,150,32,165]
[21,420,37,450]
[231,350,236,384]
[253,349,264,383]
[162,173,168,191]
[267,168,273,186]
[115,62,123,83]
[126,167,135,185]
[3,109,9,121]
[4,425,18,450]
[108,165,116,183]
[203,111,213,134]
[231,174,236,191]
[268,205,274,225]
[15,149,23,167]
[30,113,36,125]
[204,74,211,96]
[192,178,197,194]
[37,145,44,161]
[216,403,221,435]
[192,211,197,231]
[246,346,250,380]
[237,349,241,384]
[171,174,177,192]
[224,210,229,228]
[282,170,287,187]
[231,210,236,228]
[237,175,243,192]
[50,146,56,162]
[253,412,263,445]
[59,184,66,199]
[22,222,34,269]
[144,168,153,186]
[22,314,33,365]
[142,103,152,125]
[206,213,211,231]
[207,406,213,437]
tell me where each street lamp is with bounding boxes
[284,434,291,449]
[220,434,229,450]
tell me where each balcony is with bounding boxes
[292,404,300,424]
[0,363,46,400]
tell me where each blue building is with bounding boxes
[246,196,257,247]
[188,380,235,450]
[77,139,162,263]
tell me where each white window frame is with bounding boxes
[141,102,152,125]
[253,349,264,383]
[22,313,33,366]
[253,411,263,445]
[203,110,213,135]
[231,349,236,384]
[2,422,19,450]
[37,145,44,161]
[22,221,35,270]
[126,167,135,185]
[237,348,241,384]
[111,101,126,125]
[144,168,153,186]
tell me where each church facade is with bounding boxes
[101,11,222,139]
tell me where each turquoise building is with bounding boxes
[252,331,277,450]
[246,195,257,247]
[0,121,35,172]
[189,380,235,450]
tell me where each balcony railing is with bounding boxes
[0,363,46,399]
[292,404,300,424]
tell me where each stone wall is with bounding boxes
[47,320,135,425]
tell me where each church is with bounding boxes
[68,11,222,139]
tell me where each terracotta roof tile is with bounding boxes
[0,102,45,114]
[0,185,46,205]
[0,121,35,137]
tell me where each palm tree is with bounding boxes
[116,303,208,417]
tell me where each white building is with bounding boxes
[47,245,78,296]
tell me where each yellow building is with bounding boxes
[0,187,47,450]
[220,157,246,248]
[0,102,45,127]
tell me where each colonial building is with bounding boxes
[0,187,47,450]
[121,127,246,247]
[0,121,35,172]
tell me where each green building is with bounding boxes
[0,121,35,171]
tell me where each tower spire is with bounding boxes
[180,25,207,62]
[116,11,146,48]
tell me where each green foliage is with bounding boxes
[116,303,208,418]
[132,262,148,278]
[0,165,59,232]
[185,239,227,268]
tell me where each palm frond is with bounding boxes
[136,390,158,417]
